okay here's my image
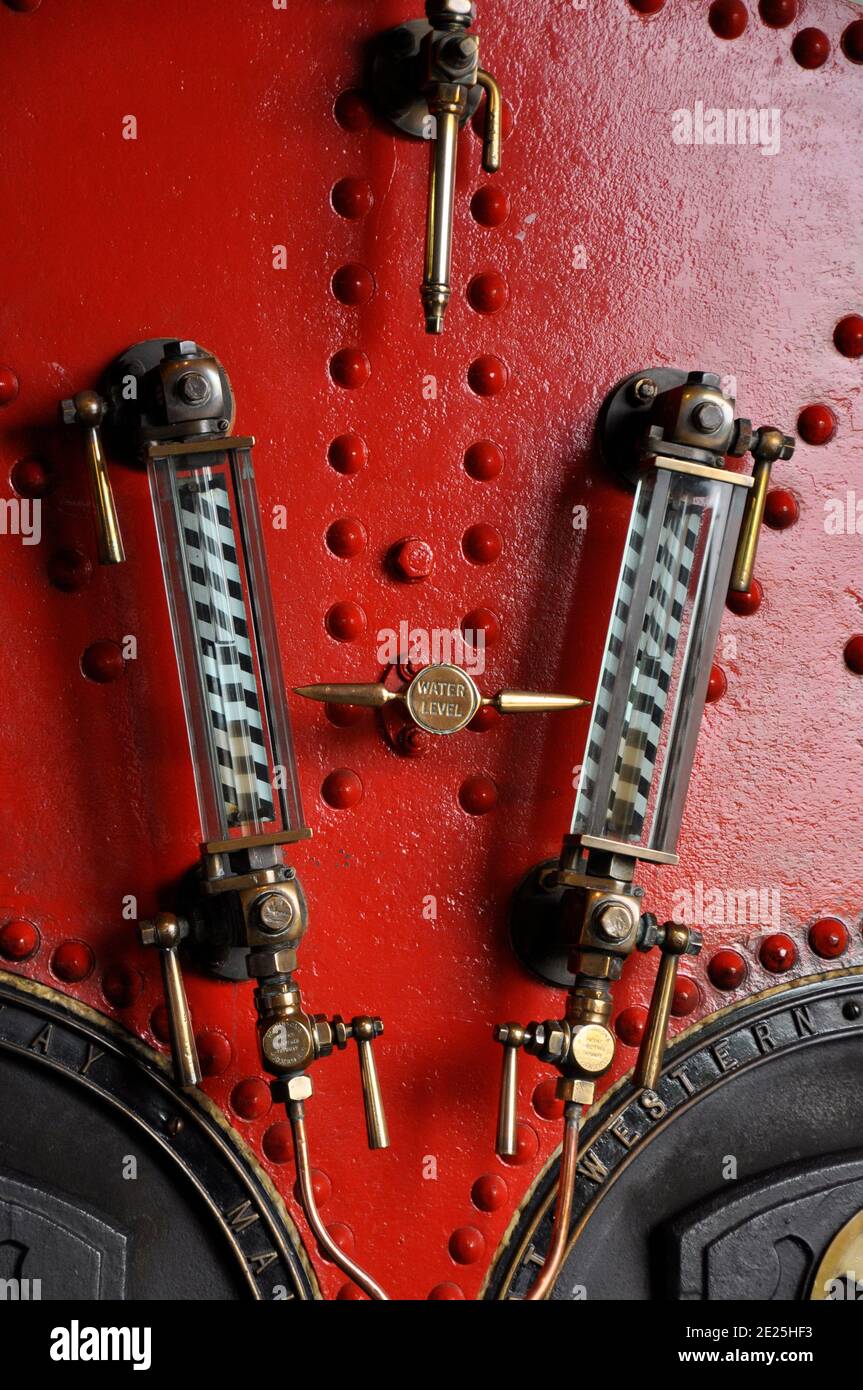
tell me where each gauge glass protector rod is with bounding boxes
[149,437,303,846]
[571,460,750,859]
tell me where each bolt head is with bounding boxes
[595,902,634,943]
[632,376,659,404]
[176,371,211,405]
[257,892,295,934]
[692,401,725,434]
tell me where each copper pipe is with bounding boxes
[289,1101,390,1301]
[524,1103,581,1301]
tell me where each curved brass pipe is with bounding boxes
[524,1103,581,1301]
[476,69,502,173]
[289,1101,390,1301]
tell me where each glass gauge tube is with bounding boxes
[571,460,751,860]
[148,438,305,847]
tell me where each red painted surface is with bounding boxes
[0,0,861,1301]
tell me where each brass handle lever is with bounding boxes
[61,389,126,565]
[634,922,702,1092]
[729,425,795,593]
[296,665,588,738]
[349,1016,390,1150]
[494,1022,524,1157]
[138,912,202,1089]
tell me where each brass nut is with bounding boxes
[286,1075,313,1102]
[246,947,298,977]
[555,1076,595,1107]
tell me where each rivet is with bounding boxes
[808,917,849,960]
[461,607,501,647]
[458,775,498,815]
[231,1078,272,1121]
[462,523,502,565]
[792,27,831,69]
[150,1004,171,1044]
[834,314,863,358]
[327,1223,355,1255]
[49,546,93,592]
[326,702,364,728]
[325,601,366,641]
[81,640,126,682]
[706,663,727,703]
[841,19,863,64]
[10,456,53,497]
[389,536,434,582]
[708,948,747,990]
[0,918,39,961]
[467,705,500,733]
[467,271,509,315]
[843,635,863,674]
[300,1169,332,1208]
[708,0,748,39]
[464,439,504,481]
[672,975,700,1017]
[726,577,763,617]
[531,1077,564,1121]
[764,488,799,530]
[51,939,94,983]
[427,1282,465,1299]
[629,0,665,11]
[330,177,374,220]
[325,517,367,558]
[499,1119,539,1166]
[843,1001,862,1022]
[448,1226,485,1264]
[615,1005,648,1046]
[333,89,373,131]
[758,0,797,26]
[471,1173,509,1211]
[467,354,508,397]
[262,1121,294,1163]
[336,1283,366,1300]
[397,725,430,758]
[469,186,510,228]
[101,964,142,1008]
[321,768,364,809]
[759,932,796,973]
[0,365,19,404]
[328,432,367,475]
[329,348,371,390]
[797,402,835,445]
[195,1029,232,1076]
[331,263,375,307]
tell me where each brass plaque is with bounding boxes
[405,664,481,735]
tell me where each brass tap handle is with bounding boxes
[494,1022,525,1157]
[476,69,501,173]
[634,922,701,1093]
[488,690,590,716]
[138,912,202,1089]
[730,426,795,593]
[349,1016,390,1150]
[296,668,589,737]
[60,390,126,565]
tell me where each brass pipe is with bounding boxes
[729,456,771,593]
[476,69,501,173]
[85,418,125,564]
[289,1101,390,1301]
[524,1103,581,1301]
[495,1031,520,1157]
[159,944,202,1089]
[422,85,466,334]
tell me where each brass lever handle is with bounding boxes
[61,390,126,565]
[493,1022,524,1157]
[296,666,588,738]
[476,69,501,173]
[634,922,701,1092]
[138,912,202,1089]
[349,1016,390,1150]
[729,426,795,593]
